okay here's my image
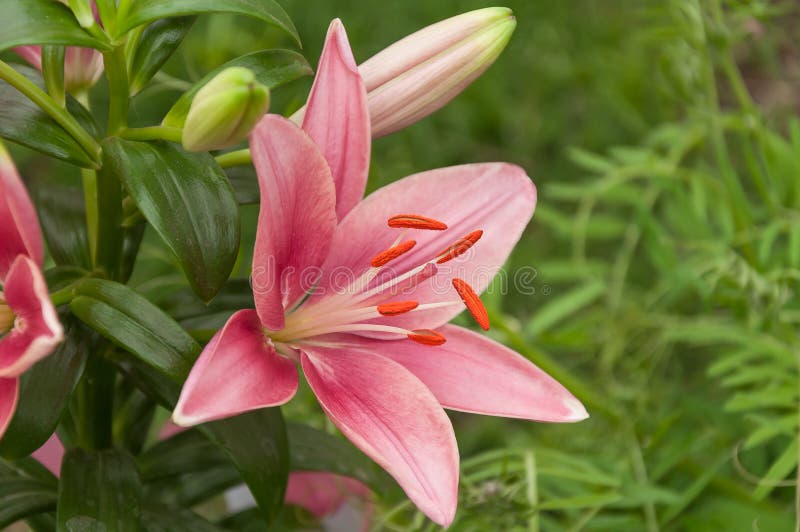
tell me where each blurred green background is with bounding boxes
[11,0,800,529]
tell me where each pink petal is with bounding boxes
[316,163,536,331]
[13,46,42,70]
[250,115,337,330]
[302,19,370,221]
[0,256,62,378]
[64,47,104,90]
[33,433,65,476]
[173,310,298,426]
[0,147,44,279]
[285,471,372,519]
[301,347,459,526]
[339,325,588,422]
[0,377,18,440]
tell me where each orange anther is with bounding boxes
[377,301,419,316]
[436,230,483,264]
[370,240,417,267]
[388,214,448,231]
[451,278,489,330]
[408,329,447,346]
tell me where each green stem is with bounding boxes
[216,148,252,168]
[82,169,99,261]
[0,60,101,164]
[41,46,66,108]
[121,126,183,143]
[76,355,115,450]
[103,47,129,135]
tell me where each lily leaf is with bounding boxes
[163,50,312,128]
[130,17,196,95]
[56,449,143,531]
[103,138,240,301]
[0,67,100,167]
[117,0,299,46]
[0,0,108,51]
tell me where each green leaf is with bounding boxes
[527,281,606,337]
[753,438,798,500]
[287,422,394,492]
[31,175,92,269]
[57,449,142,531]
[0,0,108,51]
[142,504,225,532]
[0,314,93,459]
[0,477,57,529]
[103,138,240,301]
[204,409,289,525]
[0,66,100,167]
[130,17,196,95]
[117,0,299,45]
[69,278,200,382]
[163,50,312,128]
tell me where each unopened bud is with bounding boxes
[292,8,516,137]
[182,67,270,152]
[364,7,516,137]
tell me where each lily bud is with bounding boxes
[13,2,103,93]
[182,67,271,152]
[292,8,516,137]
[364,7,516,137]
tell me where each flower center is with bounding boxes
[0,292,14,336]
[270,213,490,348]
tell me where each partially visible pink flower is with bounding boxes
[174,20,587,527]
[13,2,103,94]
[32,432,65,476]
[286,472,373,530]
[0,144,63,440]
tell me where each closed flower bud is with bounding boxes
[182,67,271,152]
[292,8,516,137]
[363,7,516,137]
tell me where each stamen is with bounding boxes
[452,278,490,330]
[377,301,419,316]
[388,214,448,231]
[436,230,483,264]
[370,240,417,267]
[408,329,447,346]
[0,294,13,334]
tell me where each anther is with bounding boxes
[388,214,448,231]
[377,301,420,316]
[408,329,447,346]
[436,230,483,264]
[370,240,417,267]
[452,278,490,330]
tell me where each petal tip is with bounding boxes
[327,18,359,73]
[563,396,589,422]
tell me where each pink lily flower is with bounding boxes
[173,20,587,526]
[0,145,64,439]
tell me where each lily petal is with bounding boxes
[301,347,459,526]
[0,145,44,279]
[339,325,588,422]
[317,163,536,331]
[0,377,19,440]
[0,256,62,378]
[33,433,65,476]
[250,115,337,330]
[173,310,298,426]
[13,46,42,70]
[302,19,370,221]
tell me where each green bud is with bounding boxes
[182,67,270,152]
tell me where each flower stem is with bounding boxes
[120,126,183,143]
[0,60,101,164]
[76,355,115,450]
[216,148,252,168]
[41,46,66,108]
[103,46,129,135]
[81,168,99,261]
